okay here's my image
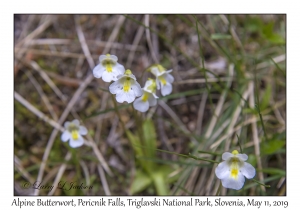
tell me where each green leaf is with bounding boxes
[143,119,157,160]
[211,33,232,40]
[157,165,178,183]
[126,130,143,156]
[243,107,257,115]
[261,22,285,44]
[267,34,285,44]
[260,83,272,110]
[260,168,286,177]
[247,154,257,168]
[130,169,153,195]
[126,130,153,174]
[261,139,286,155]
[243,175,281,191]
[160,88,204,100]
[152,171,169,195]
[262,22,274,38]
[245,17,263,33]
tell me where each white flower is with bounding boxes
[109,69,142,103]
[133,78,159,112]
[61,119,88,148]
[215,150,256,190]
[150,64,174,96]
[93,54,125,82]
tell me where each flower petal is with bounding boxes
[155,78,160,90]
[61,131,70,142]
[144,80,153,90]
[153,68,167,77]
[148,94,157,106]
[109,81,122,94]
[101,63,125,82]
[69,135,84,148]
[221,173,245,190]
[93,64,105,78]
[72,119,80,126]
[161,83,172,96]
[111,71,123,82]
[237,154,248,161]
[99,55,107,62]
[131,82,143,97]
[102,71,115,82]
[166,69,173,74]
[127,74,137,80]
[150,67,160,77]
[240,162,256,179]
[114,63,125,75]
[63,121,70,129]
[116,74,124,80]
[133,97,149,112]
[215,161,230,179]
[222,152,234,160]
[79,126,88,135]
[110,55,118,62]
[165,73,174,83]
[116,91,136,103]
[153,93,159,99]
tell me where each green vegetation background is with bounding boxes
[14,14,286,196]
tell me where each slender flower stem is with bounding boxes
[132,104,144,144]
[111,95,126,132]
[252,179,270,188]
[254,66,268,142]
[194,15,214,110]
[134,146,219,165]
[188,153,220,164]
[236,134,243,153]
[198,150,221,156]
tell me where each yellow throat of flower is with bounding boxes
[102,54,114,73]
[230,150,240,179]
[141,93,149,102]
[158,76,167,85]
[230,168,239,179]
[71,130,79,140]
[146,78,157,93]
[122,70,133,92]
[123,78,131,92]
